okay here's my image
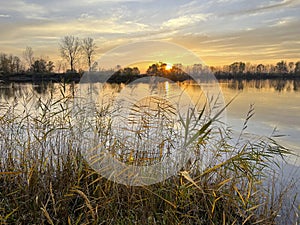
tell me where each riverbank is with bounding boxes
[215,72,300,80]
[0,72,81,83]
[1,71,300,84]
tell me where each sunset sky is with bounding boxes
[1,0,300,67]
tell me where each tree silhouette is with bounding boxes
[113,67,140,76]
[82,37,97,71]
[145,62,190,81]
[288,62,295,74]
[229,62,245,74]
[23,46,34,70]
[0,53,22,74]
[276,61,288,74]
[30,59,55,73]
[146,63,159,76]
[146,62,169,76]
[256,64,265,73]
[295,61,300,75]
[59,36,81,72]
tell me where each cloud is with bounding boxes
[0,0,299,66]
[0,14,11,18]
[169,19,300,65]
[86,0,154,2]
[162,14,211,29]
[268,16,296,26]
[176,1,207,15]
[1,1,46,16]
[226,0,300,16]
[217,0,240,2]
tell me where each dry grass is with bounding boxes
[0,83,298,224]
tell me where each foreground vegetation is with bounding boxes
[0,84,299,224]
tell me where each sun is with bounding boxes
[165,63,173,70]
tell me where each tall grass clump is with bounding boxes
[0,83,298,224]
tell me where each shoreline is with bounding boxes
[0,72,82,83]
[0,72,300,84]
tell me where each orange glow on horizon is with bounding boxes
[165,63,173,70]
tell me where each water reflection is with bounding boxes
[32,82,54,95]
[221,79,300,92]
[1,79,299,101]
[0,82,77,101]
[0,80,299,160]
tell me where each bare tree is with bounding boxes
[288,62,295,74]
[23,46,34,69]
[82,37,97,71]
[0,53,23,74]
[56,60,66,73]
[295,61,300,74]
[276,61,288,74]
[59,36,81,72]
[256,64,266,73]
[13,56,22,73]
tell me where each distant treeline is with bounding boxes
[212,61,300,79]
[1,46,300,83]
[108,62,192,83]
[0,36,98,76]
[214,72,300,80]
[109,61,300,82]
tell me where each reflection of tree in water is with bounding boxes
[293,80,300,91]
[255,80,263,89]
[270,80,285,92]
[237,80,244,90]
[0,83,13,100]
[109,83,123,93]
[0,82,56,101]
[224,79,299,92]
[227,80,238,90]
[226,80,244,90]
[0,83,28,101]
[33,82,53,95]
[269,79,298,92]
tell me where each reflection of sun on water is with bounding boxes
[164,81,169,95]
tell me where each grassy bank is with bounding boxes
[0,85,298,224]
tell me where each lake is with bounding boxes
[220,79,300,163]
[0,79,299,165]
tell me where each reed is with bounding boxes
[0,83,298,224]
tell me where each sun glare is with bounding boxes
[165,63,172,70]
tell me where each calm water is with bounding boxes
[0,79,299,165]
[220,79,300,165]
